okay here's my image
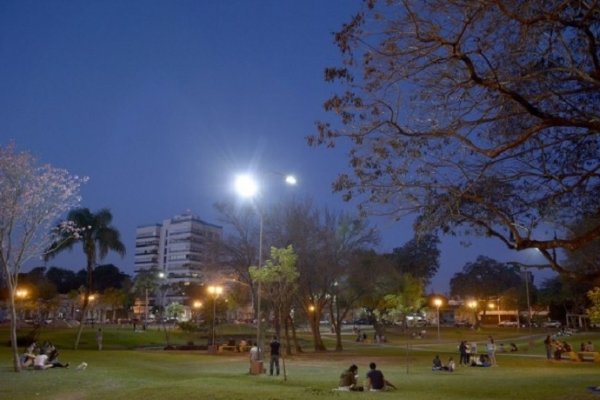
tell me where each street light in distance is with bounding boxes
[207,285,223,353]
[433,297,443,341]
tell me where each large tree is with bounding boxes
[268,198,379,352]
[45,266,83,294]
[450,256,522,300]
[250,245,298,371]
[386,234,440,286]
[0,144,84,371]
[213,201,260,320]
[46,208,125,349]
[310,0,600,277]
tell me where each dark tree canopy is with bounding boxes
[46,266,83,293]
[310,0,600,276]
[386,234,440,285]
[93,264,131,292]
[449,256,522,300]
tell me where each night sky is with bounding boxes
[0,0,555,293]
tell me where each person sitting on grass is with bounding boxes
[47,349,69,368]
[338,364,363,391]
[442,357,456,372]
[471,354,491,367]
[366,362,396,391]
[20,341,38,368]
[432,355,443,371]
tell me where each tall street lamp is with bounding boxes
[234,172,296,360]
[508,261,545,332]
[467,300,478,328]
[433,298,443,341]
[208,285,223,353]
[15,288,29,322]
[193,300,203,326]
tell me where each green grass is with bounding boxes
[1,324,600,400]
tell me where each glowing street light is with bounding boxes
[233,171,297,361]
[15,288,29,299]
[193,300,203,325]
[433,297,443,341]
[208,285,223,351]
[489,298,501,323]
[467,300,478,328]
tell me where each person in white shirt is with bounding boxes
[33,354,51,370]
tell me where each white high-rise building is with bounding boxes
[135,213,222,284]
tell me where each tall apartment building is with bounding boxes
[134,213,222,285]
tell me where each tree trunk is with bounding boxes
[329,300,343,351]
[290,315,303,353]
[310,315,327,351]
[74,294,89,350]
[284,314,292,356]
[9,292,21,372]
[75,246,95,350]
[278,308,287,381]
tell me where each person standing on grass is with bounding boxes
[487,336,497,366]
[269,336,280,376]
[544,335,553,360]
[96,328,103,351]
[459,340,468,365]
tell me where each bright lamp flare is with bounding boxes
[235,174,259,198]
[285,175,297,185]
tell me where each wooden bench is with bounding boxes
[564,351,579,362]
[577,352,600,362]
[218,345,251,352]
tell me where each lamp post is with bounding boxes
[234,172,296,360]
[467,300,478,328]
[507,262,540,332]
[193,300,203,326]
[15,288,29,322]
[433,298,443,341]
[208,285,223,352]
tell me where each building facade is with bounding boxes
[135,213,223,285]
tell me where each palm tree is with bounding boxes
[46,208,125,349]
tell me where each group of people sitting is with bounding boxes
[580,341,595,352]
[432,354,492,370]
[552,340,573,360]
[432,355,456,371]
[20,341,69,370]
[338,363,397,391]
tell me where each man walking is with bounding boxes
[269,336,280,376]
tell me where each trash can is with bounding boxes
[250,360,264,375]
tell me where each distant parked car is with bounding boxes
[498,320,519,327]
[542,320,562,328]
[454,320,472,328]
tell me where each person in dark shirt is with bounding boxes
[366,362,396,391]
[269,336,280,376]
[432,355,443,370]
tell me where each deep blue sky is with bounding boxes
[0,0,554,293]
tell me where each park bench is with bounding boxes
[564,351,579,362]
[218,345,251,352]
[577,351,600,362]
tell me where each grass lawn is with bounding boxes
[1,324,600,400]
